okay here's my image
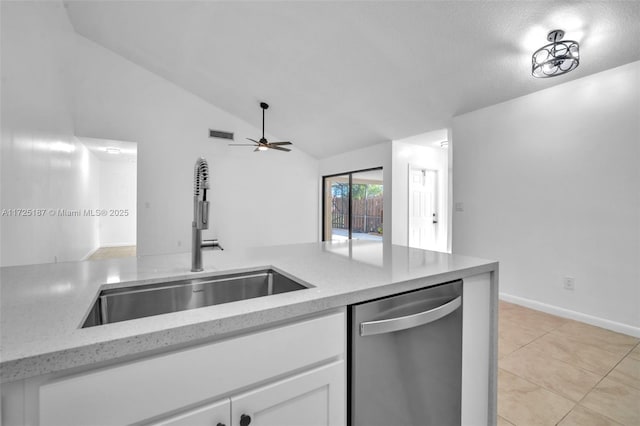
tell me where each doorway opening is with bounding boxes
[393,128,451,252]
[322,168,383,242]
[79,137,137,261]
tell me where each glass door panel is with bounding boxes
[351,170,383,241]
[324,175,350,241]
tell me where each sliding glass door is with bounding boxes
[323,168,383,242]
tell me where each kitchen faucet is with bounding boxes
[192,157,222,272]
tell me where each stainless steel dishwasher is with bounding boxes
[349,280,462,426]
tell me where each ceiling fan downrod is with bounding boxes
[260,102,268,141]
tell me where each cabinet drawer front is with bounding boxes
[39,310,345,426]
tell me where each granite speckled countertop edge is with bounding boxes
[1,241,497,383]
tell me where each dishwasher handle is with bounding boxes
[360,296,461,337]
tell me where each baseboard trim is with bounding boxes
[99,242,136,248]
[499,293,640,338]
[82,246,100,261]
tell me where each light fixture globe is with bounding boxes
[532,29,579,78]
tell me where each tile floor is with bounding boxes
[498,301,640,425]
[87,245,136,260]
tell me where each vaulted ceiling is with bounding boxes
[65,1,640,158]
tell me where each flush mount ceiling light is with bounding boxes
[532,29,579,78]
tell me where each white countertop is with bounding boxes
[0,240,497,383]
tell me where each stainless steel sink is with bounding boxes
[82,269,309,328]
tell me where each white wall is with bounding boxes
[453,61,640,334]
[391,138,450,252]
[0,2,100,266]
[72,34,319,255]
[1,1,319,266]
[319,142,392,243]
[98,159,137,247]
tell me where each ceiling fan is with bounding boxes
[230,102,292,152]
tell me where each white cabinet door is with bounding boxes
[231,361,345,426]
[150,398,230,426]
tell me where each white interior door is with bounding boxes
[408,167,438,250]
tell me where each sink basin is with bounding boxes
[82,269,309,328]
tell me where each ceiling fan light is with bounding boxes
[257,145,268,151]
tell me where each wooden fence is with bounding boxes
[331,196,383,234]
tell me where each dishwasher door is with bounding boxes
[349,280,462,426]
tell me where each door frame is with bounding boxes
[322,167,383,242]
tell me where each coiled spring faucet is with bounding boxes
[192,157,221,272]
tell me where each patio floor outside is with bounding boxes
[330,228,383,241]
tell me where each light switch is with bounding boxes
[455,202,464,212]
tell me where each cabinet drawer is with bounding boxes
[39,309,345,426]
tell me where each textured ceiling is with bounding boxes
[65,1,640,159]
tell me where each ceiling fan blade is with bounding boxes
[229,144,257,146]
[254,147,261,152]
[246,138,260,144]
[268,141,292,145]
[268,145,291,152]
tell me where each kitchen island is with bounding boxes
[1,240,498,425]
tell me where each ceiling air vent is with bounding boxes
[209,129,234,140]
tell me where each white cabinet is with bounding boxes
[231,361,345,426]
[147,361,345,426]
[150,398,230,426]
[20,309,346,426]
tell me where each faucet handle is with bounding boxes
[202,239,223,250]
